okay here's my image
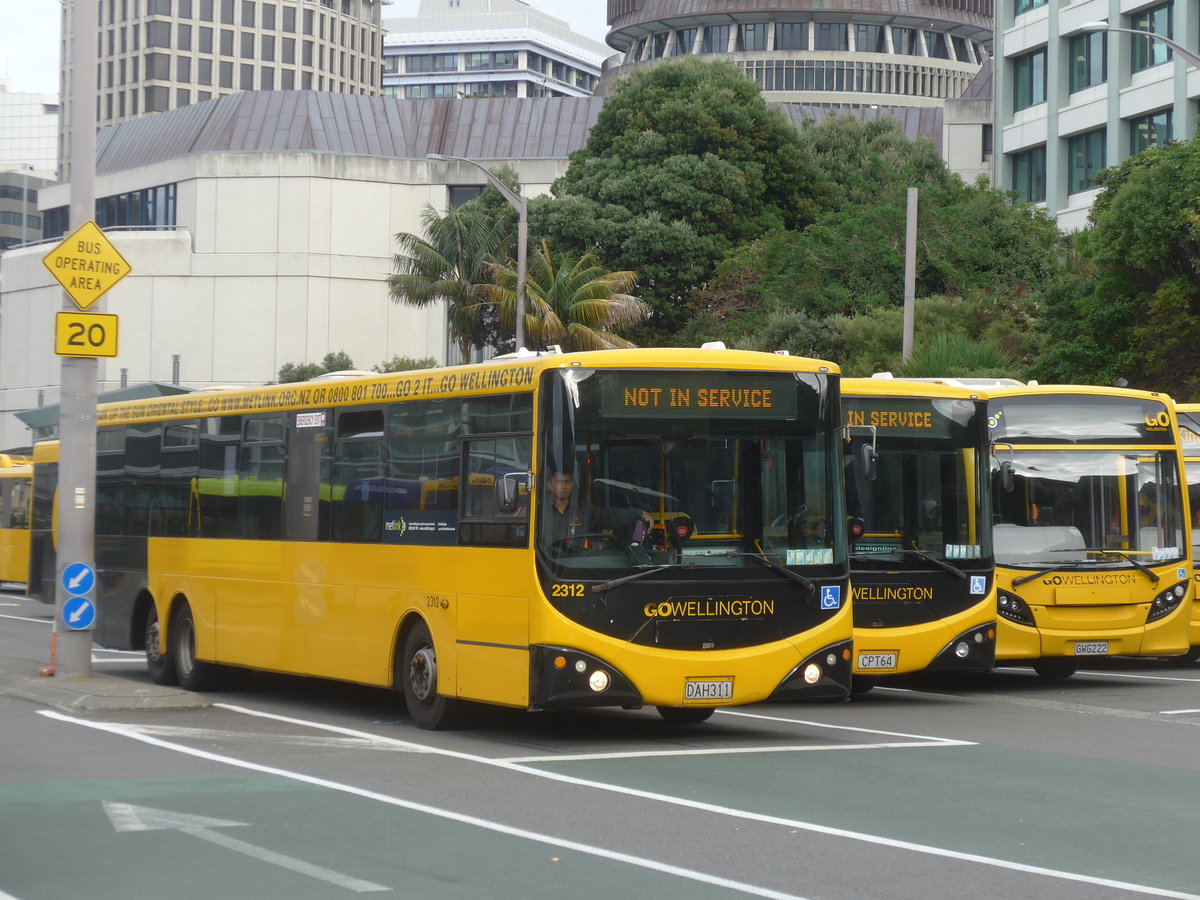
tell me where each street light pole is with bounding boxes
[426,153,527,352]
[1078,20,1200,69]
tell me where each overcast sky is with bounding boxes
[0,0,611,96]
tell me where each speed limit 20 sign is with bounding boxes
[55,311,119,358]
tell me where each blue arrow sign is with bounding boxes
[61,562,95,596]
[62,595,96,631]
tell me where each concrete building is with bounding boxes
[0,81,60,174]
[601,0,993,108]
[994,0,1198,231]
[383,0,607,99]
[58,0,386,178]
[0,91,599,448]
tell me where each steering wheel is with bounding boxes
[552,532,624,554]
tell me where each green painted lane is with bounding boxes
[0,775,780,900]
[530,745,1200,895]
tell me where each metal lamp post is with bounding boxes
[426,153,528,352]
[1078,20,1200,69]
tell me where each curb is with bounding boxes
[0,656,211,713]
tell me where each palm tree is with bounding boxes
[486,241,650,352]
[387,202,513,362]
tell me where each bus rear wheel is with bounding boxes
[655,706,714,724]
[171,600,222,691]
[144,602,177,686]
[399,620,463,730]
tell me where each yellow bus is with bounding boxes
[987,384,1192,677]
[0,456,32,586]
[29,348,853,727]
[842,378,995,690]
[1172,402,1200,657]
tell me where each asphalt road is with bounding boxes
[3,586,1200,900]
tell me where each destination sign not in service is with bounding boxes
[42,220,132,311]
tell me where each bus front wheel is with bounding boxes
[145,602,177,686]
[399,620,463,730]
[655,706,714,724]
[1032,659,1077,680]
[171,600,222,691]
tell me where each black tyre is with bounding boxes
[144,601,177,686]
[1032,658,1077,680]
[171,600,222,691]
[655,706,714,724]
[850,676,876,696]
[399,620,463,730]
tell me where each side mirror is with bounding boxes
[496,472,526,514]
[999,460,1015,493]
[860,443,878,482]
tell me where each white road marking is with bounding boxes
[508,740,967,763]
[37,709,810,900]
[103,801,390,893]
[213,703,1200,900]
[1159,709,1200,715]
[1077,670,1200,684]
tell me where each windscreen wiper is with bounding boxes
[740,551,817,595]
[850,548,968,583]
[1012,562,1084,587]
[1083,549,1160,584]
[591,565,675,594]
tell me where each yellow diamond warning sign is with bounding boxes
[42,220,132,311]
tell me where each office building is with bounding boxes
[0,81,59,174]
[601,0,993,108]
[58,0,386,176]
[382,0,606,99]
[995,0,1198,231]
[0,92,598,448]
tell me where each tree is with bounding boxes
[373,355,438,373]
[485,241,649,352]
[388,195,514,361]
[276,351,356,383]
[531,57,821,343]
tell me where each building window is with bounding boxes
[1012,47,1047,111]
[240,62,253,89]
[1011,145,1046,202]
[146,52,171,80]
[146,20,171,48]
[814,23,848,51]
[951,35,970,62]
[776,22,806,51]
[673,28,696,55]
[737,23,767,52]
[701,25,729,54]
[892,27,920,56]
[924,31,949,60]
[448,185,485,207]
[1069,31,1106,92]
[1131,4,1174,72]
[1067,128,1106,194]
[1016,0,1047,13]
[466,52,491,70]
[1129,108,1172,154]
[856,24,886,54]
[650,32,668,58]
[144,85,170,112]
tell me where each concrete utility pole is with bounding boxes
[901,187,918,362]
[54,0,100,678]
[426,154,528,352]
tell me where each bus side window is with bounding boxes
[332,408,386,543]
[239,415,285,540]
[197,416,242,538]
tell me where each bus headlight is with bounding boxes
[954,641,970,658]
[803,663,822,684]
[588,670,611,692]
[997,590,1035,627]
[1147,581,1189,623]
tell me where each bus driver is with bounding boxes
[542,468,653,551]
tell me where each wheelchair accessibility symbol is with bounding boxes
[820,586,841,609]
[970,575,986,595]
